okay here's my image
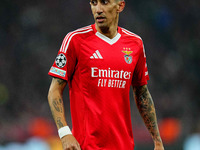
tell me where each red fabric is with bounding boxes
[48,24,149,150]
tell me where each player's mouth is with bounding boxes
[96,16,106,23]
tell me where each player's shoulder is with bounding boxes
[66,25,94,40]
[120,27,143,43]
[59,25,94,53]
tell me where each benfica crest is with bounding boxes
[122,48,133,64]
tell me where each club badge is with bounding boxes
[122,48,133,64]
[55,53,67,68]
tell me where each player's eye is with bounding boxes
[91,0,97,5]
[101,0,109,5]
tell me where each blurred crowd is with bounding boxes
[0,0,199,149]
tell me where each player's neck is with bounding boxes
[96,24,118,39]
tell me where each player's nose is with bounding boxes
[96,3,103,14]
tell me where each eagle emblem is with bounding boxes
[122,48,133,64]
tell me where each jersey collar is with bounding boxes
[92,24,121,45]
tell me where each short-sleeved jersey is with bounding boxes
[48,24,149,150]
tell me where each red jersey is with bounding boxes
[48,24,149,150]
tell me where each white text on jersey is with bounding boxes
[91,67,131,88]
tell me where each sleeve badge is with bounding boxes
[55,53,67,68]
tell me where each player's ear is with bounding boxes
[117,1,125,13]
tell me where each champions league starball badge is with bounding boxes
[122,48,133,64]
[55,53,67,68]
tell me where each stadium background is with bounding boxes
[0,0,199,149]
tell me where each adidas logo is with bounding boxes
[90,50,103,59]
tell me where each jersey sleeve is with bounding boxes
[48,33,77,81]
[132,42,149,86]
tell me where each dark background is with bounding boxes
[0,0,200,149]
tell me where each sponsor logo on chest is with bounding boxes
[91,67,131,89]
[89,49,133,88]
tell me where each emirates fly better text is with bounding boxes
[91,67,131,88]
